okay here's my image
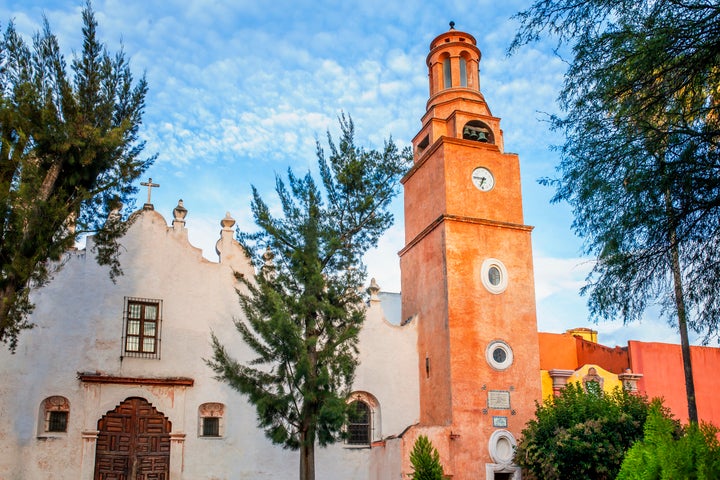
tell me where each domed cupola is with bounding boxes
[413,22,501,161]
[426,22,485,110]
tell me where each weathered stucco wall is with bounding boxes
[0,206,419,479]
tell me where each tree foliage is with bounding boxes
[511,0,720,422]
[409,435,445,480]
[207,114,410,480]
[617,401,720,480]
[515,383,652,480]
[0,2,153,350]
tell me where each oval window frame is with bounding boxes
[486,340,514,371]
[481,258,508,294]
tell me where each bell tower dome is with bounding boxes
[399,24,541,479]
[426,23,484,106]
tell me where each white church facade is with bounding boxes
[0,201,420,479]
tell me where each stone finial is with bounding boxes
[261,247,277,281]
[221,212,235,230]
[104,204,122,226]
[367,277,381,302]
[262,247,275,268]
[172,199,188,231]
[65,211,77,236]
[173,199,187,221]
[216,212,236,260]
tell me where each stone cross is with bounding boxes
[140,178,160,204]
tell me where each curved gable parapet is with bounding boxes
[102,205,253,275]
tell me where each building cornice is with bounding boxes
[77,373,194,387]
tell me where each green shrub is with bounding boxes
[515,383,651,480]
[409,435,444,480]
[617,401,720,480]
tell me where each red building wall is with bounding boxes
[629,341,720,426]
[575,337,629,374]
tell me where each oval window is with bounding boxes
[492,347,507,363]
[488,266,502,286]
[481,258,508,294]
[486,340,513,370]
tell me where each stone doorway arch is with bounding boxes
[94,397,171,480]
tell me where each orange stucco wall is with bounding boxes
[401,133,541,478]
[539,331,630,373]
[629,341,720,426]
[538,332,579,370]
[400,225,453,426]
[444,216,541,478]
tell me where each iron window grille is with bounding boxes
[47,411,68,432]
[122,297,163,359]
[202,417,220,437]
[347,400,371,445]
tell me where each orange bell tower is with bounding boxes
[399,24,541,479]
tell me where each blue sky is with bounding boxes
[2,0,694,346]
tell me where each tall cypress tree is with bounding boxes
[0,2,154,350]
[208,115,410,480]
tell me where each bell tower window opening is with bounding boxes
[462,120,494,145]
[460,57,467,87]
[443,57,452,89]
[416,134,430,159]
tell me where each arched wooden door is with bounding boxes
[94,397,171,480]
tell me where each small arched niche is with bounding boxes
[462,120,494,145]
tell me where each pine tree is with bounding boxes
[0,2,154,350]
[207,114,410,480]
[409,435,445,480]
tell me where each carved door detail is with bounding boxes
[94,397,171,480]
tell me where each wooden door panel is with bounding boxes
[94,398,171,480]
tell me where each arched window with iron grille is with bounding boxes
[347,400,371,445]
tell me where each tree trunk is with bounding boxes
[665,187,698,423]
[0,282,17,336]
[669,238,698,423]
[299,429,315,480]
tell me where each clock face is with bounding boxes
[472,167,494,191]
